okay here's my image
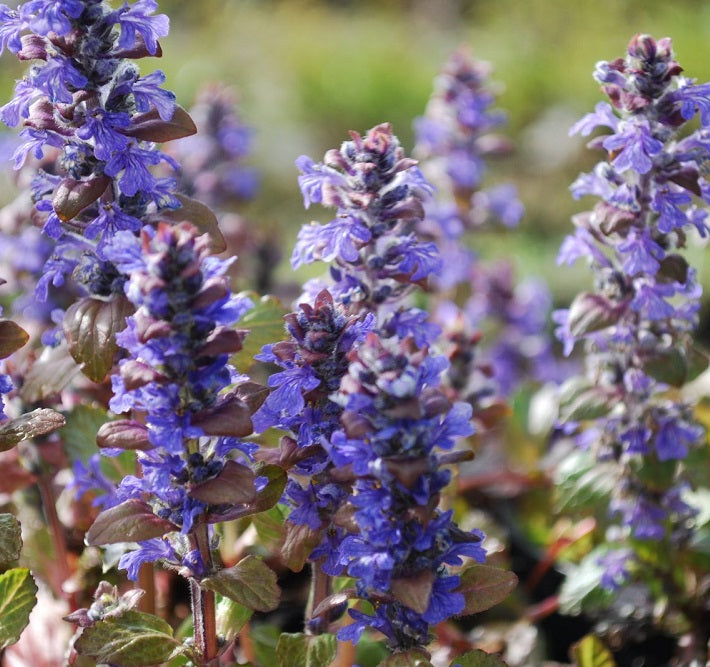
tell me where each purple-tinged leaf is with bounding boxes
[52,175,110,223]
[198,327,247,357]
[0,320,29,360]
[275,632,337,667]
[455,564,518,616]
[63,296,133,382]
[558,378,616,422]
[201,555,280,612]
[96,419,151,451]
[73,610,186,665]
[281,522,323,573]
[118,105,196,142]
[567,292,621,338]
[0,514,22,564]
[0,568,37,650]
[188,460,257,505]
[86,499,177,546]
[311,592,351,624]
[390,570,435,614]
[0,408,65,451]
[234,381,269,415]
[152,194,226,253]
[192,394,254,438]
[120,359,167,391]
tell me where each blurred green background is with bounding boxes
[5,0,710,306]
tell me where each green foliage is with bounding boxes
[381,649,434,667]
[0,568,37,649]
[450,650,509,666]
[74,610,187,666]
[0,408,66,451]
[554,450,616,513]
[201,555,280,612]
[570,634,616,667]
[216,595,253,643]
[231,293,288,371]
[61,404,107,464]
[275,632,337,667]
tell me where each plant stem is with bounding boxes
[191,518,218,665]
[306,561,331,634]
[137,563,156,615]
[36,473,74,608]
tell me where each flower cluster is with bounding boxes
[92,221,256,579]
[293,122,440,319]
[413,49,557,403]
[330,332,485,649]
[556,34,708,582]
[281,124,484,648]
[0,0,183,303]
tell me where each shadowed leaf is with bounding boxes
[0,408,65,451]
[281,521,323,573]
[382,649,434,666]
[390,570,435,614]
[62,404,108,464]
[64,296,133,382]
[201,555,280,612]
[86,499,177,546]
[0,514,22,564]
[189,460,257,505]
[449,650,509,666]
[20,341,80,402]
[456,564,518,616]
[96,419,151,452]
[0,568,37,649]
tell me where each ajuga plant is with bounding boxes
[413,48,558,413]
[252,123,516,665]
[0,2,282,664]
[555,34,710,662]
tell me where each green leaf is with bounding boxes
[567,292,618,338]
[74,610,185,666]
[251,503,288,550]
[250,462,288,514]
[0,514,22,564]
[86,499,177,546]
[639,347,687,387]
[201,555,280,612]
[61,404,107,464]
[455,564,518,616]
[450,650,509,666]
[63,296,132,382]
[216,594,253,643]
[382,649,434,666]
[570,634,616,667]
[0,319,29,360]
[188,460,257,505]
[0,408,66,451]
[275,632,337,667]
[0,568,38,649]
[554,450,617,513]
[251,623,280,667]
[231,294,288,371]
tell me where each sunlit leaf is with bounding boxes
[456,564,518,616]
[0,514,22,564]
[201,555,280,612]
[0,568,37,649]
[570,634,616,667]
[275,632,337,667]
